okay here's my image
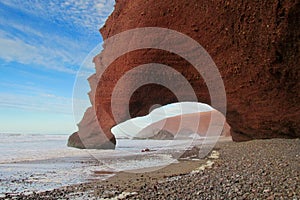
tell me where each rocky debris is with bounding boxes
[179,146,200,159]
[12,139,300,199]
[141,148,150,152]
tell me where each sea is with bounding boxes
[0,133,216,195]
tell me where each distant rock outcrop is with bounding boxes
[68,0,299,149]
[136,110,231,139]
[149,130,174,140]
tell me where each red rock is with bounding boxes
[136,110,230,139]
[68,0,300,149]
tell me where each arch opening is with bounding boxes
[111,101,231,141]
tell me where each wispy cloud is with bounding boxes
[0,82,51,96]
[0,92,73,114]
[0,0,115,34]
[0,80,91,122]
[0,0,115,132]
[0,0,115,74]
[0,33,78,74]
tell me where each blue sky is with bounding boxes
[0,0,114,134]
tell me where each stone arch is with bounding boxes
[68,0,300,149]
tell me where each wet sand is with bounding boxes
[2,138,299,199]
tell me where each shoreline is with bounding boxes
[2,138,299,199]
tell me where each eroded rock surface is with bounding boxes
[68,0,299,149]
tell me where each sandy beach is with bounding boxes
[3,138,299,200]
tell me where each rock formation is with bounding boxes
[68,0,299,149]
[135,110,231,139]
[179,146,201,159]
[133,130,174,140]
[148,130,175,140]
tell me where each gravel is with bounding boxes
[2,138,299,200]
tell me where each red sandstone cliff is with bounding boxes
[68,0,299,149]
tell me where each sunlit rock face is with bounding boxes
[111,102,219,139]
[135,110,231,139]
[67,107,116,149]
[68,0,300,149]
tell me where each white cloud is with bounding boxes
[0,82,51,96]
[0,0,115,74]
[0,91,92,126]
[0,22,96,74]
[0,34,77,73]
[0,81,90,120]
[0,77,60,115]
[0,0,115,122]
[0,0,115,33]
[0,93,73,114]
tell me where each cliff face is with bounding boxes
[68,0,299,149]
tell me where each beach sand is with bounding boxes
[3,138,299,199]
